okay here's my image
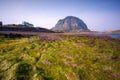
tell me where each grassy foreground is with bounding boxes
[0,34,120,80]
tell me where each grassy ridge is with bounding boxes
[0,35,120,80]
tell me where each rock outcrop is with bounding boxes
[51,16,90,32]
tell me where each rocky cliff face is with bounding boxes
[51,16,90,32]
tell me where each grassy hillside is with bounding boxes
[0,34,120,80]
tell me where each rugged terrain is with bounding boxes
[0,33,120,80]
[0,24,53,33]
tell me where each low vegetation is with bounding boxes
[0,34,120,80]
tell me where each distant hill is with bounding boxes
[104,30,120,34]
[51,16,90,32]
[0,24,54,33]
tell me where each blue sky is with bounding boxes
[0,0,120,31]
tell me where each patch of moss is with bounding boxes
[0,35,120,80]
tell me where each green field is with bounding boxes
[0,34,120,80]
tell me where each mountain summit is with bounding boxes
[51,16,90,32]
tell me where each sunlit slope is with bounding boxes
[0,35,120,80]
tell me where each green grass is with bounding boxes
[0,35,120,80]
